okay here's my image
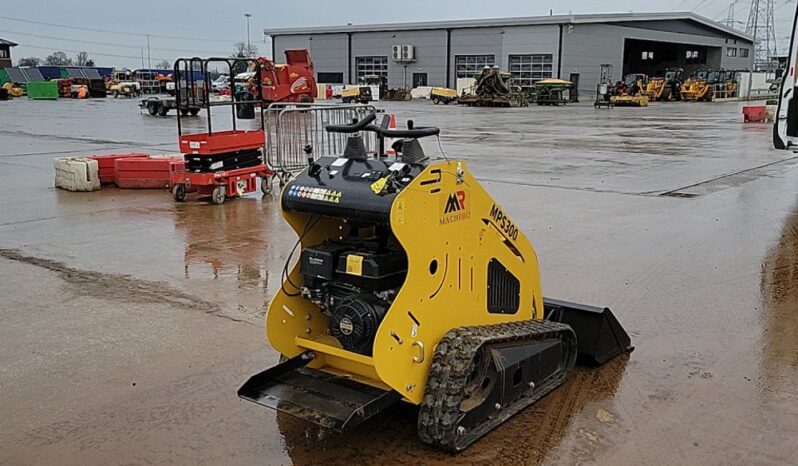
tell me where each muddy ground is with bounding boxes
[0,97,796,465]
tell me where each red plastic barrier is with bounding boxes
[89,153,149,184]
[115,156,184,189]
[743,105,767,123]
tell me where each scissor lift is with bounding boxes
[170,57,274,204]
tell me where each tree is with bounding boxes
[85,59,95,67]
[157,59,171,70]
[75,51,91,66]
[231,42,258,58]
[17,57,41,67]
[44,52,72,66]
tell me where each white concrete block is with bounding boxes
[54,157,101,192]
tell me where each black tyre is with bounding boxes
[432,97,440,105]
[299,94,313,103]
[342,97,351,104]
[180,108,189,116]
[112,90,119,98]
[189,108,200,116]
[172,184,186,202]
[211,186,226,205]
[157,105,169,116]
[147,101,158,116]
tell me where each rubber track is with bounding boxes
[417,320,576,451]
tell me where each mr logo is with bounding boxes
[440,190,470,225]
[444,190,467,214]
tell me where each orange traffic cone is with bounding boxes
[386,113,397,156]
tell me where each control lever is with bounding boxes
[305,144,322,178]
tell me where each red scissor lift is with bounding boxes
[171,57,274,204]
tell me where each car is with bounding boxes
[211,75,230,92]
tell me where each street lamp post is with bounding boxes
[244,13,253,56]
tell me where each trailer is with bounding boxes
[139,96,202,117]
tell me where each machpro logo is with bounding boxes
[440,190,470,225]
[444,190,467,214]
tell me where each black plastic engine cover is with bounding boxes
[300,242,354,282]
[335,249,407,290]
[282,156,425,224]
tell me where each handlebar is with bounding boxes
[325,113,377,133]
[379,120,440,138]
[326,112,440,139]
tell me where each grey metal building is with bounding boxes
[265,12,754,97]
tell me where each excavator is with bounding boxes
[774,3,798,150]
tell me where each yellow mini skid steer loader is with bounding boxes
[238,113,633,451]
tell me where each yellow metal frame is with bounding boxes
[431,87,458,99]
[610,94,650,107]
[265,160,544,405]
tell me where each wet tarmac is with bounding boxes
[1,97,797,465]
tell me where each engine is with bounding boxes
[299,238,407,355]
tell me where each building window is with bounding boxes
[740,48,749,58]
[686,50,699,59]
[317,72,344,84]
[0,49,7,58]
[641,51,654,60]
[355,56,388,80]
[508,54,554,89]
[727,48,737,57]
[455,55,495,79]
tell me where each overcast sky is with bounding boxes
[1,0,795,68]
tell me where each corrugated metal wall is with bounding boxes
[272,19,754,96]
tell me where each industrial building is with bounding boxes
[266,12,754,98]
[0,37,17,68]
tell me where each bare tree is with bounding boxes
[231,42,258,58]
[44,52,72,66]
[17,57,41,67]
[157,59,171,70]
[75,51,90,66]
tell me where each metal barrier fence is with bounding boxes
[263,103,380,181]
